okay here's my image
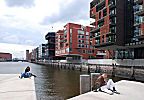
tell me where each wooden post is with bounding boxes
[88,64,90,74]
[80,64,82,72]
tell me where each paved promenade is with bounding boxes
[0,74,36,100]
[68,80,144,100]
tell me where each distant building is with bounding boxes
[38,44,47,61]
[55,23,99,61]
[26,50,30,61]
[0,52,12,61]
[45,32,56,60]
[31,48,37,62]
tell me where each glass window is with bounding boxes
[78,30,84,34]
[86,32,89,35]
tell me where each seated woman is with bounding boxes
[96,73,119,94]
[20,66,36,78]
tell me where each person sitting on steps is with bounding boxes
[19,66,36,79]
[96,73,120,94]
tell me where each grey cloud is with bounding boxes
[41,0,91,25]
[5,0,35,8]
[0,27,44,46]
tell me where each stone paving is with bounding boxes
[68,80,144,100]
[0,74,36,100]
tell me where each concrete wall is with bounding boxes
[88,59,144,66]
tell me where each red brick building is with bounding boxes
[90,0,117,59]
[90,0,144,59]
[0,52,12,61]
[55,23,101,60]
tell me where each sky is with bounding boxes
[0,0,92,58]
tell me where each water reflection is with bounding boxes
[34,65,83,100]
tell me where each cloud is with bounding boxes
[0,43,35,59]
[2,34,20,44]
[0,27,45,46]
[0,14,46,46]
[41,0,91,25]
[5,0,35,8]
[0,0,91,47]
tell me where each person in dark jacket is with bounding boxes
[20,66,36,78]
[96,73,119,94]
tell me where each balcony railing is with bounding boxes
[90,0,96,9]
[90,19,95,26]
[134,0,143,4]
[90,7,96,19]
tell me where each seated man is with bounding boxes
[96,73,119,94]
[20,66,36,78]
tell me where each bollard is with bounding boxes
[112,63,115,77]
[91,73,100,91]
[80,64,82,72]
[88,65,90,74]
[72,64,75,70]
[130,66,135,80]
[61,63,62,69]
[80,75,90,94]
[95,65,97,73]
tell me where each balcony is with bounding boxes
[96,51,106,56]
[95,41,115,48]
[106,32,116,36]
[90,27,100,33]
[90,19,95,26]
[95,35,100,39]
[96,0,105,12]
[110,21,116,27]
[137,9,144,16]
[90,7,96,19]
[90,0,96,9]
[109,2,116,10]
[134,0,143,4]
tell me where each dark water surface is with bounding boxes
[0,62,85,100]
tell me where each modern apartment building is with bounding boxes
[38,44,47,61]
[45,32,56,60]
[90,0,144,59]
[55,23,98,60]
[131,0,144,58]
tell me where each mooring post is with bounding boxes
[88,64,90,74]
[112,63,115,77]
[95,65,97,73]
[130,66,135,80]
[80,64,82,72]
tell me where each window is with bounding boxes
[83,50,85,53]
[103,9,107,17]
[110,9,116,15]
[86,36,89,39]
[99,11,101,19]
[70,29,72,34]
[78,30,84,34]
[82,44,85,48]
[86,32,89,35]
[64,30,67,35]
